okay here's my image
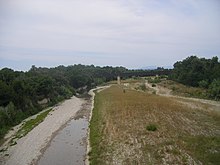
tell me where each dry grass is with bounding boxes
[89,85,220,165]
[159,80,208,99]
[107,78,143,85]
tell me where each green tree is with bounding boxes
[0,80,14,106]
[209,79,220,100]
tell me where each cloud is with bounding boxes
[0,0,220,70]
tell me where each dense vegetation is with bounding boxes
[170,56,220,100]
[0,64,170,140]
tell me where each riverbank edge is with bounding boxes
[85,86,110,165]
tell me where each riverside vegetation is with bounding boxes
[170,56,220,100]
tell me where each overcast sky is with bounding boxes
[0,0,220,71]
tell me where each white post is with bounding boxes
[117,76,121,85]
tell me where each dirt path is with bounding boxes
[145,81,220,111]
[0,96,84,165]
[145,81,171,96]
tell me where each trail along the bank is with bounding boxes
[1,96,84,165]
[145,81,220,111]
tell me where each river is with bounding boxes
[37,98,91,165]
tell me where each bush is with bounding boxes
[140,84,146,91]
[148,77,161,84]
[146,124,157,131]
[198,80,209,89]
[159,75,168,79]
[152,84,156,87]
[0,127,8,139]
[208,79,220,100]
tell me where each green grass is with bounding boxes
[8,109,52,146]
[146,124,157,131]
[13,109,52,140]
[1,108,53,147]
[183,136,220,165]
[89,92,106,165]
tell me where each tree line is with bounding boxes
[170,56,220,100]
[0,64,170,139]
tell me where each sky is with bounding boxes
[0,0,220,71]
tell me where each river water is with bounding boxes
[38,99,91,165]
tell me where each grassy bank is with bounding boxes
[89,85,220,164]
[89,91,106,165]
[16,109,52,138]
[7,108,52,147]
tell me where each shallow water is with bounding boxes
[37,118,88,165]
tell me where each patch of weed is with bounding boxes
[140,84,147,91]
[148,77,161,84]
[15,109,52,139]
[0,148,7,152]
[183,136,220,164]
[146,124,157,131]
[9,141,17,146]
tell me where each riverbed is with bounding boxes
[1,96,85,165]
[37,99,91,165]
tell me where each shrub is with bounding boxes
[146,124,157,131]
[148,77,161,83]
[198,80,209,89]
[208,79,220,100]
[152,84,156,87]
[159,75,168,79]
[140,84,146,91]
